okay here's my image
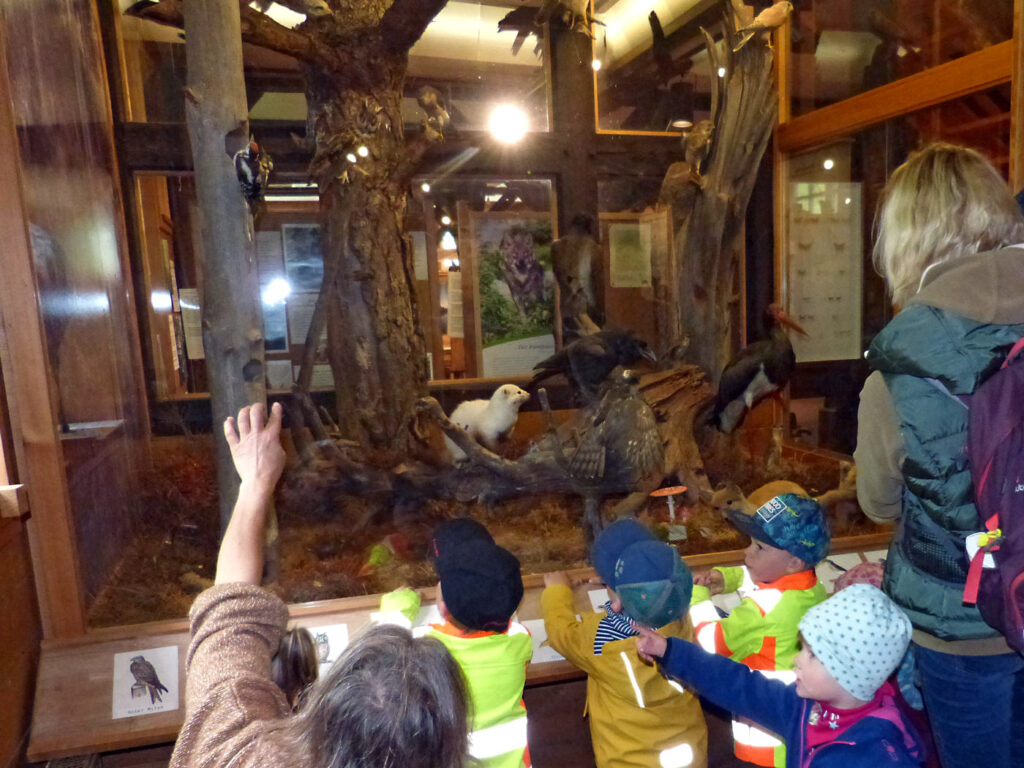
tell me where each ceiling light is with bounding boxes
[421,182,431,193]
[489,104,528,144]
[357,145,369,157]
[670,119,693,130]
[440,215,452,226]
[261,277,292,306]
[823,158,835,170]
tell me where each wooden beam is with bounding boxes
[0,31,86,637]
[1011,0,1024,189]
[777,41,1013,153]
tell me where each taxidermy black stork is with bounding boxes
[713,303,808,433]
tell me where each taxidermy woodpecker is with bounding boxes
[234,137,273,215]
[733,1,793,52]
[713,303,808,433]
[129,655,169,704]
[529,329,657,403]
[568,368,665,542]
[445,384,530,462]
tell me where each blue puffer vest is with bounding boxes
[867,303,1024,640]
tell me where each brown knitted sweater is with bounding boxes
[169,583,292,768]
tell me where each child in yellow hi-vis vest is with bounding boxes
[690,493,829,767]
[382,519,532,768]
[541,519,708,768]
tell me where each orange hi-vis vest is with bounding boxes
[688,567,826,768]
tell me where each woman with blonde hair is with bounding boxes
[856,143,1024,768]
[169,403,470,768]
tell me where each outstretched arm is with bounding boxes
[216,402,286,585]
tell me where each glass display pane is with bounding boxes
[2,0,148,611]
[790,0,1013,117]
[785,83,1010,452]
[594,1,723,132]
[118,1,550,132]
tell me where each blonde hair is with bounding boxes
[873,143,1024,306]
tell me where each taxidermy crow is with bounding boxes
[568,368,665,542]
[713,303,808,433]
[445,384,530,462]
[129,655,169,704]
[529,329,657,403]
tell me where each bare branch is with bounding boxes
[126,0,328,65]
[379,0,449,54]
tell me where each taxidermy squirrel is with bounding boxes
[445,384,530,462]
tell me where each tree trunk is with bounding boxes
[182,0,277,577]
[304,47,427,458]
[659,11,777,386]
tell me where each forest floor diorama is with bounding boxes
[87,431,886,627]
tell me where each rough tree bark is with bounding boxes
[658,6,778,386]
[181,0,276,574]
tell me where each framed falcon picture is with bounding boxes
[111,645,179,719]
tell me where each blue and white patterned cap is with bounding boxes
[799,584,912,702]
[725,493,830,565]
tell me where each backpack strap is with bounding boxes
[1001,337,1024,370]
[963,516,1002,605]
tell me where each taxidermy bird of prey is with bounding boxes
[683,119,715,187]
[569,369,665,542]
[537,0,602,37]
[130,655,169,704]
[733,1,793,52]
[713,303,808,433]
[233,137,273,210]
[649,11,693,83]
[416,85,450,140]
[529,329,657,403]
[496,6,544,57]
[445,384,530,462]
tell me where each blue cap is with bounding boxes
[726,493,830,565]
[614,540,693,628]
[590,519,655,589]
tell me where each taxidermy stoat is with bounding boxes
[445,384,530,462]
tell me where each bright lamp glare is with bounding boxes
[823,158,835,170]
[489,104,528,144]
[262,277,292,306]
[440,231,457,250]
[440,215,452,226]
[346,153,357,163]
[357,145,369,157]
[421,182,431,193]
[592,59,602,71]
[717,66,727,78]
[150,290,173,312]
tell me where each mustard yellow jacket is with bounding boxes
[541,584,708,768]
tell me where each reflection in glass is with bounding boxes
[117,1,550,132]
[593,2,722,132]
[790,0,1013,116]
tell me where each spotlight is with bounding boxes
[489,104,528,144]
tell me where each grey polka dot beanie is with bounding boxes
[798,583,912,702]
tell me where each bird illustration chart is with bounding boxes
[112,645,179,719]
